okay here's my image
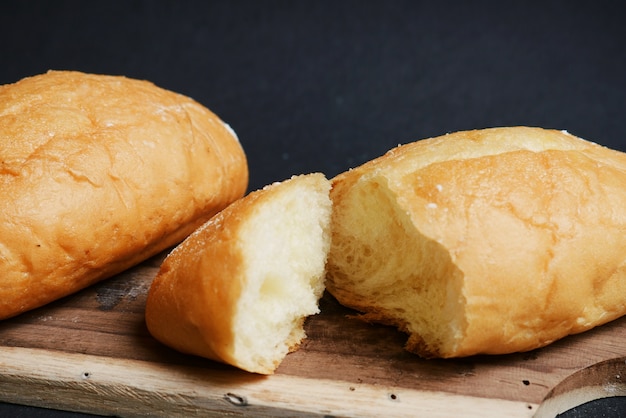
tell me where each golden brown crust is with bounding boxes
[327,127,626,358]
[145,185,253,365]
[0,70,248,319]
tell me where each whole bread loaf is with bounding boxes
[326,127,626,358]
[145,173,332,374]
[0,71,248,319]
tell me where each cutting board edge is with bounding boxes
[0,346,537,417]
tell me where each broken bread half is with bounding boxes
[326,126,626,358]
[145,173,332,374]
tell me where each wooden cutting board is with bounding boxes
[0,252,625,417]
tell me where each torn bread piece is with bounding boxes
[145,173,332,374]
[327,127,626,358]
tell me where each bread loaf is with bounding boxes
[0,70,248,319]
[145,173,332,374]
[326,127,626,358]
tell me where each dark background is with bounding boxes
[1,1,625,416]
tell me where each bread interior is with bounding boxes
[234,177,331,372]
[328,175,465,357]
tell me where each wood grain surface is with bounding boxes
[0,251,625,417]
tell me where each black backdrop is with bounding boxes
[1,1,625,416]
